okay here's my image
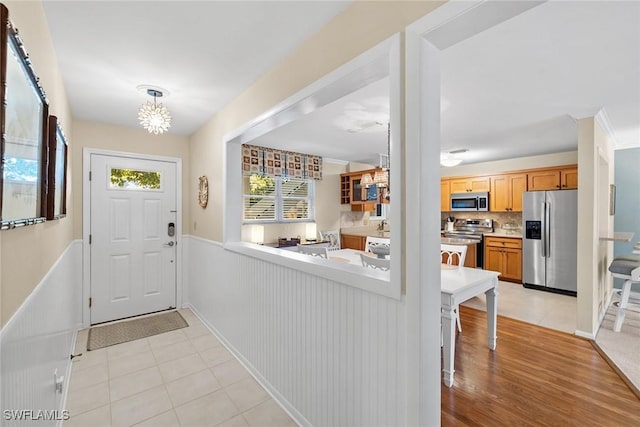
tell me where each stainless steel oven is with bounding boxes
[450,192,489,212]
[443,218,493,268]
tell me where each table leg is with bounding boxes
[442,304,456,387]
[484,279,499,350]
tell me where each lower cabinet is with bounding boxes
[484,236,522,283]
[341,234,366,251]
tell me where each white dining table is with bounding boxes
[441,264,500,387]
[329,249,499,387]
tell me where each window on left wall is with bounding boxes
[243,173,314,222]
[1,5,50,229]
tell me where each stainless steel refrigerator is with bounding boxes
[522,190,578,295]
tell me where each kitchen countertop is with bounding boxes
[441,237,478,245]
[484,229,522,238]
[341,227,390,238]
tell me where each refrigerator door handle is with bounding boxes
[540,202,546,258]
[544,201,551,257]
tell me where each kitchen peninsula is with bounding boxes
[340,227,390,251]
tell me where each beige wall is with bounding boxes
[71,120,190,239]
[440,150,578,177]
[576,116,614,336]
[189,1,444,242]
[1,1,73,326]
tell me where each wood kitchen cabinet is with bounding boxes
[484,236,522,283]
[340,169,386,211]
[561,167,578,189]
[490,173,527,212]
[441,179,451,211]
[528,166,578,191]
[341,234,366,251]
[449,176,490,194]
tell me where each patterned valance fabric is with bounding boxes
[242,144,322,180]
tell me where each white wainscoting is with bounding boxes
[0,240,82,426]
[185,236,407,427]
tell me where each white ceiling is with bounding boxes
[42,1,351,135]
[252,0,640,165]
[42,1,640,165]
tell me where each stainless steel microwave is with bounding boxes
[450,192,489,212]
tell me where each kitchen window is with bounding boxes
[243,173,314,222]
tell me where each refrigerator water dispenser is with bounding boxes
[525,221,541,240]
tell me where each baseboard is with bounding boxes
[574,330,596,340]
[183,303,311,427]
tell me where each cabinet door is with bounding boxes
[509,174,527,212]
[441,180,451,211]
[351,178,363,202]
[528,170,560,191]
[503,248,522,281]
[484,246,503,273]
[561,167,578,189]
[469,176,490,192]
[490,175,510,211]
[449,179,470,193]
[341,235,365,251]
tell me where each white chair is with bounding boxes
[441,244,467,333]
[441,244,468,266]
[297,244,329,259]
[360,253,390,271]
[608,255,640,332]
[320,230,341,251]
[364,236,390,254]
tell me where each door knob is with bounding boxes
[164,241,175,247]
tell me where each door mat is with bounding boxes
[87,311,188,351]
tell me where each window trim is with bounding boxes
[243,174,315,224]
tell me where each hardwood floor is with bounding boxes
[442,306,640,426]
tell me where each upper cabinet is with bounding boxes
[441,180,451,211]
[441,164,577,212]
[340,168,387,211]
[528,166,578,191]
[561,167,578,190]
[449,176,490,193]
[490,173,527,212]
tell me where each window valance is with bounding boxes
[242,144,322,180]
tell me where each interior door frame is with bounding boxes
[82,148,183,328]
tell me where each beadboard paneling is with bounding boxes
[186,236,406,427]
[0,241,82,426]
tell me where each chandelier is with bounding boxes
[138,88,171,134]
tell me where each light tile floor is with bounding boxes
[65,309,296,427]
[461,280,577,333]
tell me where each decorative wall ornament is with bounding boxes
[241,144,322,180]
[198,175,208,208]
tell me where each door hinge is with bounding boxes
[89,234,92,244]
[89,297,92,308]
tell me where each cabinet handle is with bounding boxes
[556,185,561,188]
[562,184,567,188]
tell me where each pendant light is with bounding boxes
[138,88,171,134]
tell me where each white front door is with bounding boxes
[90,154,177,324]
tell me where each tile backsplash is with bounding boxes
[441,211,522,231]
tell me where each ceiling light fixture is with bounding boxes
[138,88,171,134]
[440,149,468,167]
